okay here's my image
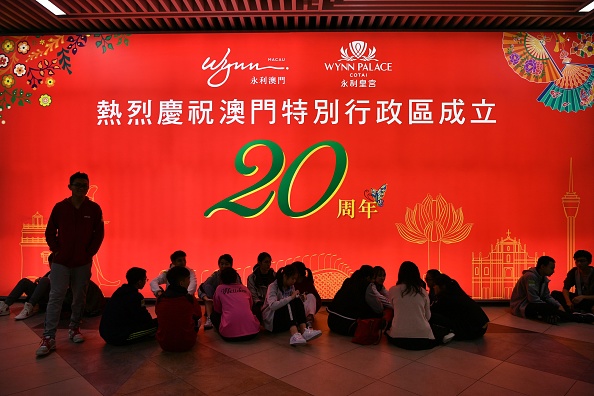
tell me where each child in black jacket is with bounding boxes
[99,267,157,345]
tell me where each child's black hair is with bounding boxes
[275,264,297,292]
[170,250,186,263]
[219,253,233,265]
[126,267,147,285]
[220,267,239,285]
[166,265,190,286]
[293,261,313,282]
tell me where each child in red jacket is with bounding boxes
[156,266,202,352]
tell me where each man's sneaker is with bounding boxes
[15,302,36,320]
[0,301,9,316]
[302,328,322,342]
[36,337,56,356]
[574,312,594,324]
[68,328,85,343]
[290,332,307,346]
[442,332,456,344]
[204,316,213,330]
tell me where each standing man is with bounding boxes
[36,172,104,356]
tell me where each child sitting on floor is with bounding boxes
[99,267,157,345]
[211,267,261,341]
[198,254,241,330]
[262,264,322,346]
[156,266,202,352]
[150,250,197,297]
[293,261,322,328]
[0,253,53,320]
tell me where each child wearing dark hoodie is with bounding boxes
[156,266,203,352]
[247,252,276,323]
[99,267,157,345]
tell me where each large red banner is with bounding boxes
[1,32,593,298]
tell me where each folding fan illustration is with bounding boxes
[502,32,594,113]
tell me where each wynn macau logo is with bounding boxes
[339,41,378,62]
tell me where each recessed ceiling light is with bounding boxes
[579,1,594,12]
[36,0,66,16]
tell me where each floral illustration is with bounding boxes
[584,41,594,57]
[39,94,51,107]
[2,74,15,88]
[17,41,30,54]
[2,39,14,53]
[509,52,520,65]
[395,194,473,270]
[503,32,594,113]
[0,33,132,124]
[13,64,26,77]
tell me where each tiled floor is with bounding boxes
[1,304,594,396]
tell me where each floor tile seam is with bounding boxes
[491,316,554,331]
[201,340,280,360]
[216,372,278,395]
[470,357,509,383]
[118,378,204,396]
[3,366,82,396]
[374,358,417,380]
[0,338,43,355]
[2,375,93,396]
[0,326,35,337]
[465,380,531,396]
[404,358,487,382]
[520,338,594,363]
[487,361,580,392]
[117,375,198,396]
[275,365,374,396]
[278,359,378,383]
[501,343,594,378]
[234,380,314,396]
[539,330,594,345]
[562,381,584,396]
[371,379,426,396]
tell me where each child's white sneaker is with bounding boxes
[15,302,36,320]
[302,328,322,342]
[290,332,307,346]
[442,332,455,344]
[0,301,9,316]
[204,316,213,330]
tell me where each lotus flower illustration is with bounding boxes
[395,194,473,270]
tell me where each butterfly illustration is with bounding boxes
[364,184,387,207]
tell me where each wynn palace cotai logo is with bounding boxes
[339,41,377,62]
[324,40,393,75]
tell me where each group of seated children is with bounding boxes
[76,249,594,353]
[101,261,202,352]
[328,261,489,350]
[99,250,323,350]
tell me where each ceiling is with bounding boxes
[1,0,593,35]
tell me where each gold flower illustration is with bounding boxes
[2,74,15,88]
[396,194,473,269]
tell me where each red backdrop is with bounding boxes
[1,32,593,298]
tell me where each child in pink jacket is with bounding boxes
[212,267,260,341]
